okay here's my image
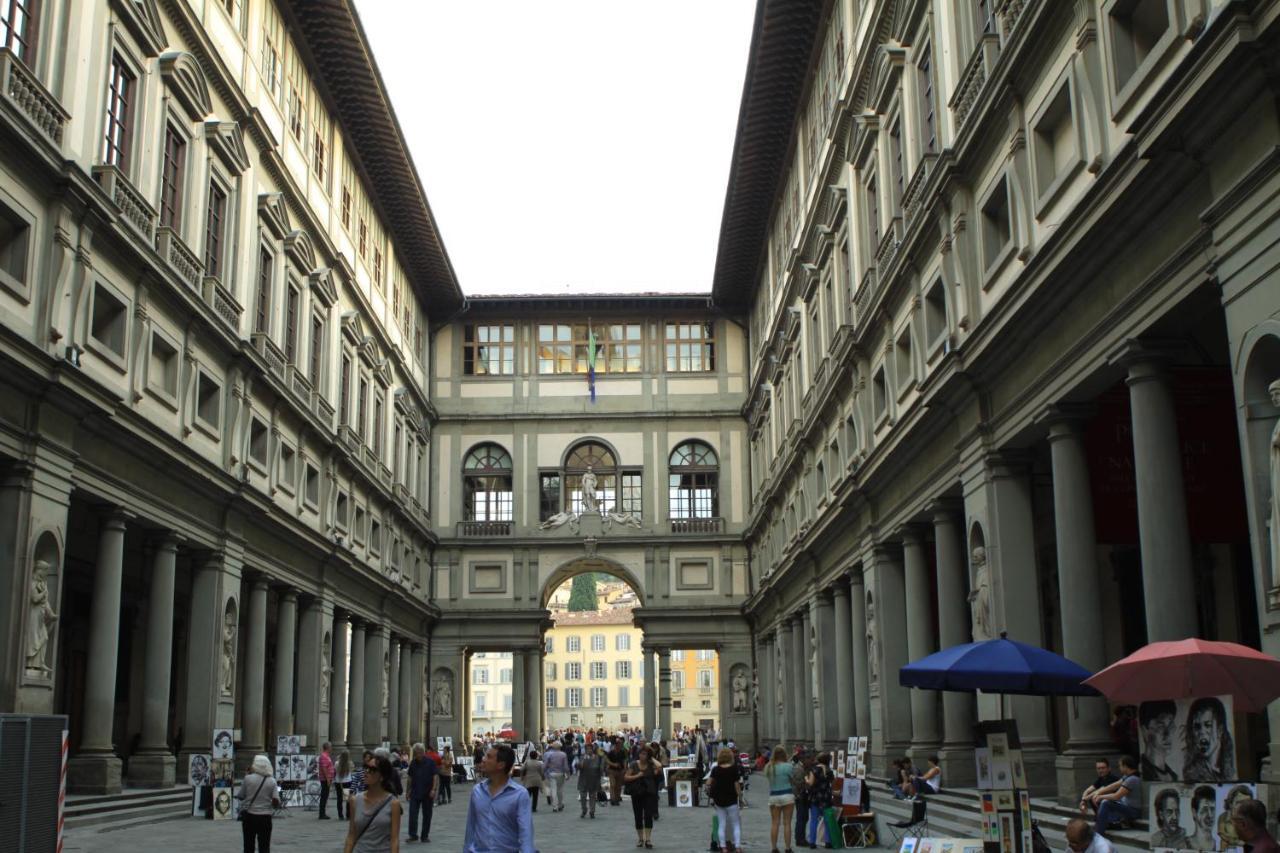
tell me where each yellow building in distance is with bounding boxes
[543,605,644,731]
[669,648,720,734]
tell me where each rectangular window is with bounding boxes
[590,635,605,652]
[356,377,368,438]
[1,0,40,64]
[697,649,714,661]
[601,323,642,372]
[664,322,716,372]
[697,669,713,689]
[539,472,561,522]
[615,634,630,652]
[889,119,904,212]
[373,246,383,288]
[463,324,515,375]
[618,686,630,706]
[473,693,487,713]
[545,688,557,708]
[472,668,489,685]
[196,371,221,429]
[372,392,384,455]
[284,285,299,363]
[103,53,135,172]
[260,0,284,96]
[545,662,556,680]
[254,249,272,334]
[500,668,512,684]
[535,323,642,374]
[279,443,296,486]
[672,670,685,691]
[981,177,1012,270]
[865,173,880,248]
[567,688,582,708]
[148,332,178,397]
[544,636,554,654]
[159,125,186,230]
[90,283,127,357]
[310,92,329,185]
[338,352,352,424]
[591,687,607,707]
[567,636,580,653]
[566,662,581,681]
[615,660,631,679]
[590,661,606,680]
[918,46,936,155]
[620,471,642,518]
[204,181,227,278]
[286,42,306,142]
[308,315,324,387]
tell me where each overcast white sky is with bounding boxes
[357,0,757,297]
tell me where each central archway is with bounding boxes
[540,555,644,610]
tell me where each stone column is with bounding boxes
[241,579,270,758]
[789,617,806,743]
[932,508,975,784]
[848,573,871,739]
[398,640,412,746]
[643,647,657,734]
[1121,352,1198,640]
[758,637,774,744]
[179,550,242,777]
[296,597,332,749]
[411,644,426,743]
[69,510,128,793]
[902,527,941,755]
[365,624,389,747]
[387,638,401,747]
[525,649,541,740]
[130,534,179,787]
[657,648,672,737]
[272,589,298,738]
[330,614,350,748]
[797,610,815,744]
[866,545,912,768]
[1048,415,1117,797]
[348,621,366,752]
[812,594,837,746]
[776,622,792,743]
[831,582,855,739]
[511,649,526,740]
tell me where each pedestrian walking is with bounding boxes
[464,744,536,853]
[623,744,663,849]
[543,741,569,812]
[765,745,796,853]
[804,752,834,849]
[438,746,454,805]
[521,750,545,812]
[708,747,744,853]
[791,752,812,849]
[577,745,605,818]
[237,754,281,853]
[343,753,401,853]
[607,738,628,806]
[336,751,352,820]
[406,743,439,843]
[318,742,335,820]
[349,750,374,798]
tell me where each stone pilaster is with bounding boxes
[296,596,333,750]
[398,640,412,746]
[348,621,366,752]
[330,613,350,749]
[240,579,270,760]
[642,646,656,735]
[364,624,389,747]
[179,549,242,778]
[902,527,941,756]
[272,589,298,738]
[866,545,911,770]
[129,534,179,788]
[932,507,975,785]
[832,583,855,740]
[657,648,672,738]
[848,573,871,740]
[511,648,525,741]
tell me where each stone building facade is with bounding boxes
[543,607,645,732]
[726,0,1280,799]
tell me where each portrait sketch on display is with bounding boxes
[275,754,290,780]
[211,758,234,788]
[1148,782,1257,853]
[213,788,233,820]
[291,754,307,782]
[306,754,319,781]
[212,729,234,760]
[1139,695,1236,783]
[189,753,212,787]
[1217,784,1257,852]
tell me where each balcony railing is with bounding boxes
[457,520,513,537]
[951,33,1002,131]
[93,164,155,243]
[0,48,68,146]
[251,332,286,379]
[201,276,241,332]
[670,517,724,535]
[155,226,203,290]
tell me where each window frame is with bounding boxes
[102,50,139,176]
[158,120,188,233]
[662,321,716,373]
[668,441,720,520]
[463,323,515,376]
[462,443,513,522]
[1,0,41,67]
[203,175,229,280]
[145,326,181,408]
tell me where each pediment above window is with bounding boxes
[284,229,316,272]
[850,112,880,168]
[205,121,249,175]
[111,0,165,57]
[309,267,337,308]
[258,192,291,240]
[340,311,367,346]
[160,51,212,121]
[868,43,907,115]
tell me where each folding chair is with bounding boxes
[885,797,929,845]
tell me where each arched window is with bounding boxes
[565,441,617,514]
[462,443,512,521]
[668,441,718,519]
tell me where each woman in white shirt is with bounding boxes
[906,755,941,798]
[236,754,281,852]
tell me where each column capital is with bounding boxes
[277,588,299,603]
[1036,403,1095,434]
[249,576,271,593]
[897,524,927,546]
[926,498,963,523]
[1107,338,1182,375]
[98,506,132,530]
[829,580,851,601]
[147,532,182,552]
[985,450,1033,480]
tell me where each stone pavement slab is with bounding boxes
[62,774,873,852]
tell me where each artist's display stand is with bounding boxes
[974,720,1033,853]
[838,737,874,848]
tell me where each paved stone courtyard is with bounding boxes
[64,775,858,852]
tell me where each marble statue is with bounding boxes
[775,649,785,711]
[968,545,993,640]
[381,653,390,713]
[25,560,57,672]
[539,510,578,531]
[731,668,749,713]
[320,640,332,710]
[751,669,759,711]
[809,622,820,704]
[866,591,879,687]
[580,465,599,513]
[432,674,452,718]
[1269,380,1280,588]
[603,511,642,531]
[220,606,237,696]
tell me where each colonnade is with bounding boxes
[753,353,1206,797]
[61,506,430,794]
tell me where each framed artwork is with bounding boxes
[900,839,919,853]
[188,754,212,787]
[1139,695,1236,783]
[275,755,290,780]
[212,787,234,820]
[676,780,693,807]
[212,729,234,760]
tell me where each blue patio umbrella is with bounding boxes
[899,633,1099,697]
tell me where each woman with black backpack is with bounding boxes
[803,753,835,850]
[623,744,663,849]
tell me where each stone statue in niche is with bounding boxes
[25,560,57,672]
[432,674,453,718]
[220,606,237,697]
[1269,380,1280,590]
[809,622,820,706]
[382,653,390,713]
[775,648,785,711]
[751,669,759,711]
[968,546,993,640]
[580,465,599,514]
[866,591,880,689]
[320,639,332,710]
[731,667,749,713]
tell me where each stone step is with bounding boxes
[65,786,194,832]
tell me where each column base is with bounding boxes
[1055,749,1112,807]
[1021,744,1060,799]
[127,751,176,788]
[68,751,123,795]
[937,744,976,787]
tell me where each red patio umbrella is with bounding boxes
[1083,638,1280,712]
[498,728,518,740]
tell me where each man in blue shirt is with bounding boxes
[407,742,439,843]
[464,744,535,853]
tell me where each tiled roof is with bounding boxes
[550,606,638,626]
